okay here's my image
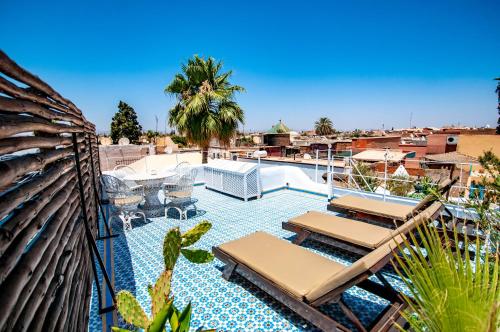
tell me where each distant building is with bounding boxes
[426,132,459,154]
[263,120,292,146]
[352,149,411,163]
[351,136,401,153]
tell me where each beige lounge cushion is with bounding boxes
[288,211,393,249]
[218,231,345,299]
[170,190,191,198]
[112,195,143,206]
[305,235,404,302]
[330,195,415,221]
[382,201,443,246]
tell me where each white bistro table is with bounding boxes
[123,171,176,218]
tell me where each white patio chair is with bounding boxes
[101,174,146,231]
[162,168,198,220]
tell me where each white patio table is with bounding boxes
[123,171,176,218]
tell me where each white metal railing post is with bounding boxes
[383,148,388,201]
[327,145,332,200]
[257,155,262,197]
[315,149,319,183]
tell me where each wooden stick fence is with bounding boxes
[0,50,115,331]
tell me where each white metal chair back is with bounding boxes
[163,168,198,219]
[101,174,145,230]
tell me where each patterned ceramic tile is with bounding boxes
[89,187,408,331]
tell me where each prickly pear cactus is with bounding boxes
[150,270,172,316]
[163,228,181,270]
[114,221,215,332]
[181,221,212,247]
[180,248,214,263]
[115,290,149,329]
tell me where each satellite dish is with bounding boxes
[118,137,130,145]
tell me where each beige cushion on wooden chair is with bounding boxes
[218,231,345,299]
[330,195,416,220]
[218,231,404,303]
[112,195,143,206]
[378,201,443,246]
[305,235,404,302]
[288,211,393,249]
[170,191,191,198]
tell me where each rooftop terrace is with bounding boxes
[90,186,407,331]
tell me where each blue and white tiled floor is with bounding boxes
[89,187,407,331]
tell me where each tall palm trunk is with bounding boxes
[202,145,209,164]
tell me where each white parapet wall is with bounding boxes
[260,166,329,195]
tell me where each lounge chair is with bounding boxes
[282,201,443,256]
[213,231,407,332]
[327,177,457,226]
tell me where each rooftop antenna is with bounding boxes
[409,112,413,128]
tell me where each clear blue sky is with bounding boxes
[2,0,499,133]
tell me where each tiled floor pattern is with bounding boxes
[89,187,408,331]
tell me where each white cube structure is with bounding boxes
[204,160,261,201]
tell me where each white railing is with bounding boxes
[308,147,482,204]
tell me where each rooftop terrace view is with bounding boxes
[1,2,499,332]
[90,187,410,331]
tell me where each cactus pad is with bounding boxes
[151,270,172,317]
[115,290,149,329]
[181,221,212,248]
[180,248,214,264]
[163,228,181,270]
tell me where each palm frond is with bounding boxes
[165,55,244,155]
[393,220,499,331]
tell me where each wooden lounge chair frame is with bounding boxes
[327,177,457,227]
[213,245,406,332]
[283,202,443,256]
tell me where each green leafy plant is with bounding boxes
[170,135,188,148]
[409,176,441,200]
[112,221,215,332]
[165,55,245,163]
[110,101,143,144]
[351,162,380,192]
[145,130,160,144]
[465,151,500,246]
[386,175,414,197]
[393,221,499,331]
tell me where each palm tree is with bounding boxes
[165,56,245,163]
[314,117,334,136]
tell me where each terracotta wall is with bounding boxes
[457,134,500,158]
[399,144,427,158]
[351,136,401,153]
[426,134,458,154]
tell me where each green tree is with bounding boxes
[165,56,245,163]
[170,135,188,147]
[314,117,334,135]
[110,101,143,144]
[466,150,500,245]
[145,130,160,144]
